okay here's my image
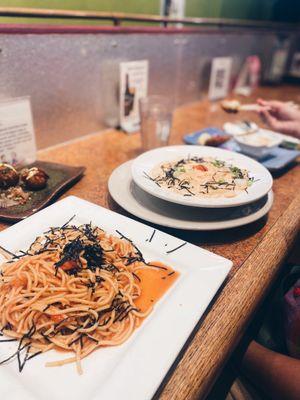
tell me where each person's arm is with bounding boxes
[242,341,300,400]
[256,99,300,139]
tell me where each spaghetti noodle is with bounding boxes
[148,156,254,198]
[0,220,176,373]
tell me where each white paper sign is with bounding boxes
[208,57,233,101]
[234,55,261,96]
[269,48,289,81]
[290,52,300,78]
[120,60,149,133]
[0,97,36,166]
[160,0,185,27]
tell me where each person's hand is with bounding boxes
[257,99,300,139]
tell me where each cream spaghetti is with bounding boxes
[148,156,254,198]
[0,219,177,374]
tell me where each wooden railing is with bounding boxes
[0,7,299,30]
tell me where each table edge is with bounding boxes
[158,191,300,400]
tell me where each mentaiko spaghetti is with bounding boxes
[0,219,177,374]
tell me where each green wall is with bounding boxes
[0,0,158,14]
[186,0,222,19]
[0,0,298,24]
[186,0,300,22]
[0,0,158,25]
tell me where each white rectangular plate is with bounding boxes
[0,196,232,400]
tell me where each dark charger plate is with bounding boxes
[0,161,85,222]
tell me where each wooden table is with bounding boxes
[1,85,300,399]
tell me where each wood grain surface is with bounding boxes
[0,85,299,399]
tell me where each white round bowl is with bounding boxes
[234,129,282,159]
[131,145,273,208]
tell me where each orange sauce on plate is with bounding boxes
[134,262,179,313]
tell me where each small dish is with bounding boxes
[234,129,282,159]
[222,140,300,171]
[223,121,258,136]
[184,127,230,147]
[0,161,85,221]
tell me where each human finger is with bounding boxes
[257,98,267,106]
[260,109,283,130]
[257,99,285,112]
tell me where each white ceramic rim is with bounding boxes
[234,129,282,149]
[109,160,274,231]
[131,145,273,208]
[0,196,231,400]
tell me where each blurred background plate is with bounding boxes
[223,140,300,171]
[184,127,230,146]
[184,129,300,171]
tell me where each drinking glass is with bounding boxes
[139,96,173,151]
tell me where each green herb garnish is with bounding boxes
[247,177,255,186]
[211,159,225,168]
[229,166,243,179]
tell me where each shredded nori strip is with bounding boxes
[115,230,145,264]
[0,342,29,367]
[166,242,187,254]
[0,219,156,372]
[61,215,76,229]
[0,324,37,372]
[0,245,17,259]
[148,229,156,243]
[132,272,141,282]
[147,263,168,270]
[143,171,161,187]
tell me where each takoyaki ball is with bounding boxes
[221,100,240,113]
[0,163,19,189]
[21,167,49,190]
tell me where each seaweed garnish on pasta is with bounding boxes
[0,218,178,373]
